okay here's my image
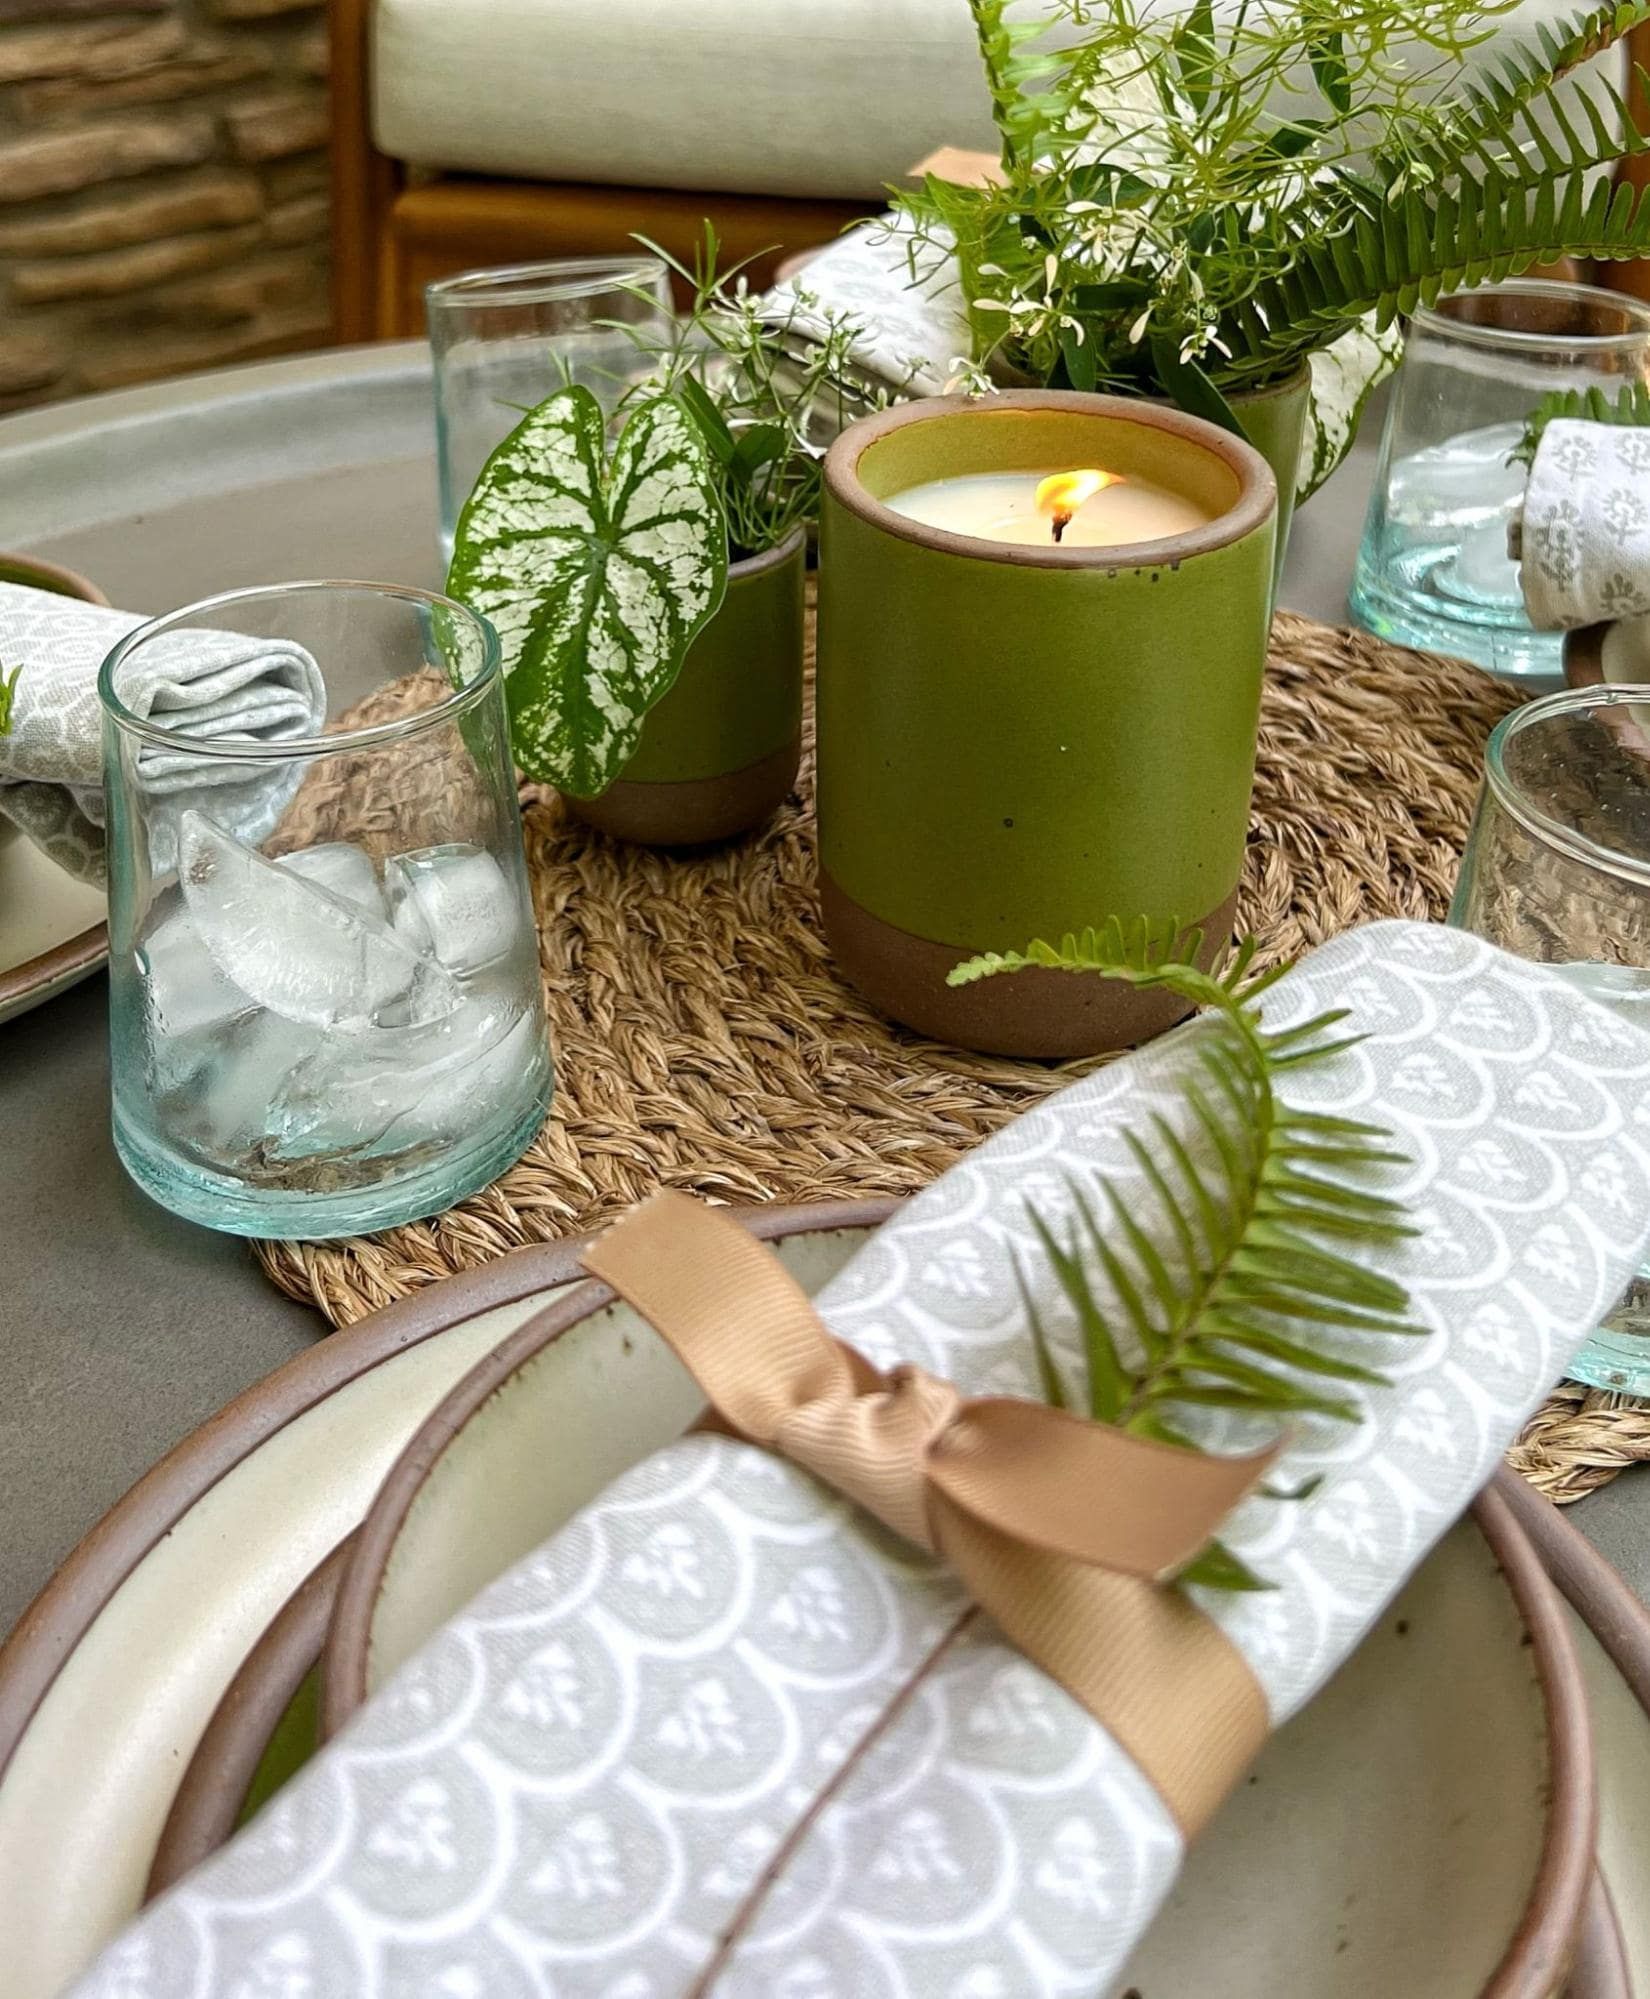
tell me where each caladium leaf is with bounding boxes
[447,385,728,796]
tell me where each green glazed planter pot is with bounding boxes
[567,527,805,847]
[1229,368,1309,592]
[816,392,1277,1058]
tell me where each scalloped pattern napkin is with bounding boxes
[0,582,324,881]
[71,921,1650,1998]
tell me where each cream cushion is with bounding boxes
[372,0,1624,201]
[372,0,998,200]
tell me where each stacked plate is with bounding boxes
[3,1200,1648,1998]
[0,555,109,1025]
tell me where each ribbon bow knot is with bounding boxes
[773,1361,962,1550]
[582,1191,1281,1836]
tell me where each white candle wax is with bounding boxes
[885,469,1212,548]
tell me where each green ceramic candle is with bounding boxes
[816,392,1277,1057]
[568,527,805,847]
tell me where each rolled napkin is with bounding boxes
[762,216,969,400]
[0,581,325,882]
[69,920,1650,1997]
[1520,416,1650,630]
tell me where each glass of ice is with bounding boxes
[1451,684,1650,1392]
[1352,279,1650,682]
[99,581,552,1239]
[427,255,673,565]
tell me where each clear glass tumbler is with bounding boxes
[1352,280,1650,682]
[100,582,552,1239]
[427,255,673,564]
[1451,684,1650,1391]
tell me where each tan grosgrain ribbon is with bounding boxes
[581,1191,1281,1837]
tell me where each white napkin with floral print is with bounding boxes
[67,921,1650,1999]
[1520,417,1650,630]
[0,582,324,882]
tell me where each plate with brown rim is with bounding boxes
[0,1196,1617,1999]
[150,1472,1650,1999]
[0,552,111,1024]
[0,1201,888,1999]
[311,1207,1595,1999]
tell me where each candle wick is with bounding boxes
[1051,513,1069,545]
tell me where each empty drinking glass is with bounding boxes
[100,582,552,1239]
[427,255,673,563]
[1352,280,1650,681]
[1451,684,1650,1391]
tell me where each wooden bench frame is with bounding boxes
[330,0,1650,342]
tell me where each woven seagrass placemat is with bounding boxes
[253,605,1641,1503]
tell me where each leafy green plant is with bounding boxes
[951,918,1419,1590]
[0,663,18,737]
[898,0,1650,440]
[447,386,727,796]
[1511,374,1650,464]
[615,227,900,559]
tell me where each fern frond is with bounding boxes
[1366,2,1650,196]
[1224,169,1650,382]
[977,924,1418,1589]
[968,0,1083,169]
[1510,377,1650,465]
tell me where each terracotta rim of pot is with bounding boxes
[822,390,1277,571]
[724,522,806,576]
[820,874,1239,1061]
[569,738,800,848]
[0,552,110,605]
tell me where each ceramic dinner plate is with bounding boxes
[0,553,110,1023]
[0,1202,888,1999]
[0,1197,1617,1998]
[319,1219,1591,1999]
[156,1476,1650,1999]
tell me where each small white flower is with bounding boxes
[1129,306,1152,344]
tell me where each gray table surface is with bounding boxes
[0,349,1643,1644]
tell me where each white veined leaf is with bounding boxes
[1297,314,1402,503]
[447,385,728,796]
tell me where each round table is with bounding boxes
[1,344,1644,1651]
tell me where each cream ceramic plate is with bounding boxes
[0,553,110,1023]
[0,1204,886,1999]
[329,1224,1590,1999]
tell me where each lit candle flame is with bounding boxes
[1035,468,1119,543]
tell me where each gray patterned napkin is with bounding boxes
[0,582,325,882]
[1520,417,1650,630]
[69,921,1650,1998]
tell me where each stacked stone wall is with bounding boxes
[0,0,330,410]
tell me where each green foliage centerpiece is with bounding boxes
[897,0,1650,512]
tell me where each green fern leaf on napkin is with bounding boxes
[952,919,1420,1590]
[0,663,18,737]
[1511,377,1650,467]
[447,384,728,796]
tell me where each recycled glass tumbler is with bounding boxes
[1352,279,1650,682]
[99,581,552,1240]
[1451,684,1650,1392]
[427,255,673,563]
